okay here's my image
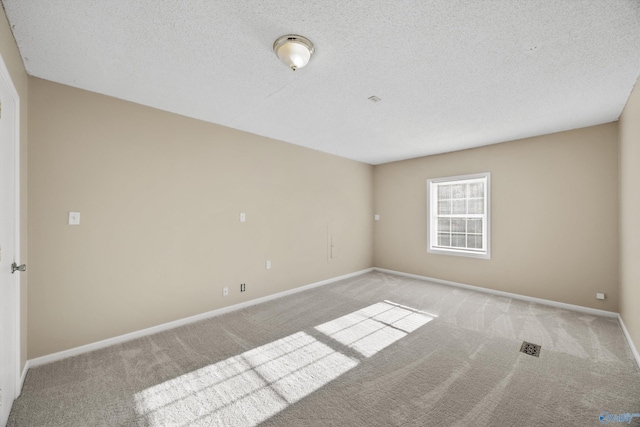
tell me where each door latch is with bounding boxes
[11,262,26,274]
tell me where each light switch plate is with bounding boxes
[68,212,80,225]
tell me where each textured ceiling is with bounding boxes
[3,1,640,164]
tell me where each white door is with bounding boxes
[0,54,21,426]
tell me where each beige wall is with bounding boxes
[619,77,640,353]
[374,124,619,311]
[1,9,29,372]
[27,78,373,358]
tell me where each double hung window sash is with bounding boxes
[428,174,490,258]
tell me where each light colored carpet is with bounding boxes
[8,271,640,426]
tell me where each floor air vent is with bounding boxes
[520,341,541,357]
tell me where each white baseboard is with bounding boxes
[374,268,619,318]
[27,268,374,369]
[618,315,640,370]
[24,267,635,376]
[18,360,29,396]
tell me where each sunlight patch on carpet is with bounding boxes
[135,331,358,426]
[314,300,436,357]
[135,301,434,426]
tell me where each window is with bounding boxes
[427,173,490,258]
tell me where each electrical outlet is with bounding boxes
[596,292,605,300]
[266,260,271,269]
[240,283,246,292]
[222,287,229,297]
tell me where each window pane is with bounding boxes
[451,219,465,232]
[451,233,466,248]
[467,234,482,249]
[438,184,451,199]
[438,233,450,246]
[452,184,466,199]
[452,199,466,214]
[438,200,451,215]
[438,218,450,232]
[467,219,482,233]
[468,199,484,214]
[469,182,484,198]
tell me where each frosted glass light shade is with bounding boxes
[273,35,315,71]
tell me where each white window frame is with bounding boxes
[427,173,491,259]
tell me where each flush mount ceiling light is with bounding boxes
[273,35,315,71]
